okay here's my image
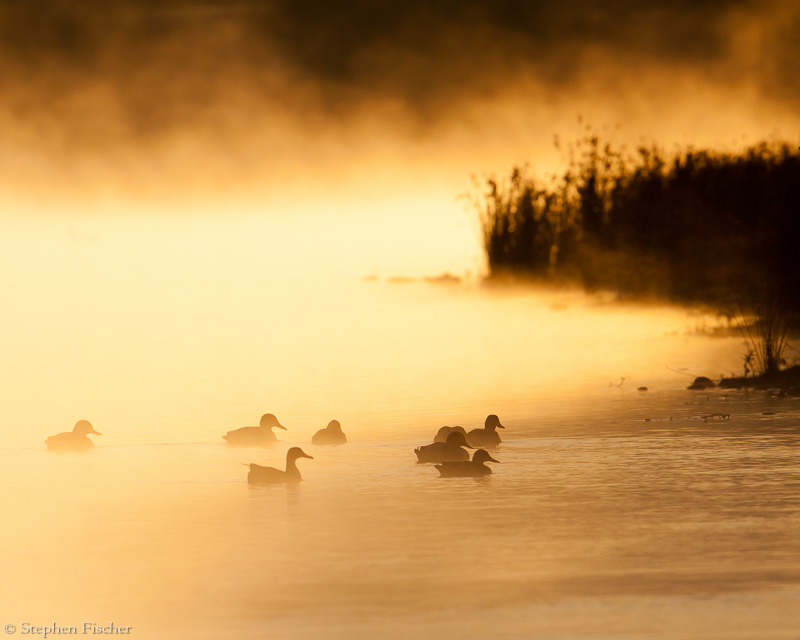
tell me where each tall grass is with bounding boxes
[468,132,800,315]
[467,168,572,277]
[733,289,796,377]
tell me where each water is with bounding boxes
[2,211,799,639]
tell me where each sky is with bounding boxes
[0,0,798,199]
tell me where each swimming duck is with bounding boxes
[466,414,505,448]
[45,420,102,451]
[244,447,314,485]
[433,425,467,443]
[415,430,473,463]
[435,449,499,477]
[311,419,347,445]
[223,413,286,446]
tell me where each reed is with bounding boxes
[733,289,795,378]
[469,131,800,314]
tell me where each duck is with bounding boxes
[311,419,347,445]
[244,447,314,485]
[45,420,102,451]
[433,425,467,443]
[415,430,473,463]
[466,414,505,448]
[435,449,499,477]
[223,413,286,446]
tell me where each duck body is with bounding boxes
[435,449,499,477]
[224,413,286,446]
[415,431,473,463]
[433,425,467,443]
[46,420,102,451]
[246,447,314,485]
[466,414,505,448]
[311,420,347,445]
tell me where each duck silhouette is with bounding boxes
[415,430,473,463]
[433,425,467,443]
[311,419,347,445]
[223,413,286,446]
[45,420,102,451]
[435,449,499,477]
[244,447,314,485]
[466,414,505,448]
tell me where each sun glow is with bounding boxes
[3,4,799,638]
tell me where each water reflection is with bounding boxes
[2,212,798,638]
[4,392,799,639]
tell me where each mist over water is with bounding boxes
[2,2,800,636]
[0,200,733,446]
[1,0,798,196]
[3,203,800,639]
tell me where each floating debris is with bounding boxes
[701,412,730,422]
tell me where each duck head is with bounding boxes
[287,447,314,462]
[326,420,342,432]
[74,420,102,436]
[485,414,504,431]
[473,449,500,464]
[260,414,287,430]
[445,431,473,448]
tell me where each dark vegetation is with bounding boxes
[467,130,800,379]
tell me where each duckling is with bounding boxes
[223,413,286,446]
[415,430,473,463]
[244,447,314,485]
[435,449,499,477]
[311,419,347,446]
[45,420,102,451]
[433,425,467,443]
[466,414,505,448]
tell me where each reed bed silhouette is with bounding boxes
[468,132,800,317]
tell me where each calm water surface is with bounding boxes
[1,214,798,639]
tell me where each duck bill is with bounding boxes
[302,453,314,459]
[487,455,500,463]
[90,429,103,435]
[276,424,287,430]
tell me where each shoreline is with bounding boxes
[697,364,800,393]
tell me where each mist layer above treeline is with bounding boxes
[469,134,800,313]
